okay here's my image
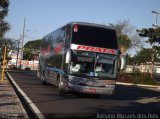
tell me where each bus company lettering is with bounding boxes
[76,45,116,54]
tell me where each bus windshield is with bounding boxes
[71,24,118,49]
[69,50,116,79]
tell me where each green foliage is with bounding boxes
[24,39,42,50]
[134,48,152,65]
[23,49,31,60]
[0,0,11,63]
[109,20,142,54]
[109,20,132,52]
[118,34,131,54]
[126,54,135,65]
[0,0,10,38]
[151,46,160,62]
[137,27,160,45]
[127,46,160,66]
[130,47,160,65]
[0,38,15,63]
[0,0,9,9]
[23,39,41,60]
[0,38,16,50]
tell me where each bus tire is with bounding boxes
[57,77,65,94]
[40,73,46,85]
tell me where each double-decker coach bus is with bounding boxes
[37,22,126,95]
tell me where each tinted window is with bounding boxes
[72,25,118,49]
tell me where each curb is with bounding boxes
[116,82,160,89]
[6,72,45,119]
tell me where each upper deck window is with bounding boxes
[71,25,118,49]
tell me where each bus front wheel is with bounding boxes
[58,78,65,94]
[40,73,46,85]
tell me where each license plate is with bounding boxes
[88,88,96,92]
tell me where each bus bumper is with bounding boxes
[68,83,115,95]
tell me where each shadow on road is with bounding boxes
[88,85,160,113]
[110,85,160,100]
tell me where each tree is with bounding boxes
[0,0,10,38]
[151,46,160,62]
[23,48,31,60]
[23,39,42,60]
[0,38,15,63]
[134,48,152,65]
[118,34,131,55]
[137,26,160,65]
[137,27,160,45]
[24,39,42,50]
[109,20,142,55]
[0,0,10,64]
[126,53,135,65]
[133,48,160,65]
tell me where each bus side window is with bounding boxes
[65,25,71,48]
[55,27,65,43]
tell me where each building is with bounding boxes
[125,62,160,74]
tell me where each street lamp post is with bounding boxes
[152,10,160,27]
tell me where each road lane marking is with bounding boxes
[136,96,160,104]
[7,72,45,119]
[116,82,160,89]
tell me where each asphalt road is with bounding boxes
[8,71,160,119]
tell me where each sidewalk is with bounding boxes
[0,72,28,118]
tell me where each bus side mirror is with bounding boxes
[65,50,70,64]
[120,55,126,70]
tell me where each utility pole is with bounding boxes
[16,37,21,68]
[21,17,26,60]
[20,18,26,69]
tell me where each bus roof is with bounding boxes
[67,21,115,30]
[43,21,116,39]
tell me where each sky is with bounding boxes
[5,0,160,54]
